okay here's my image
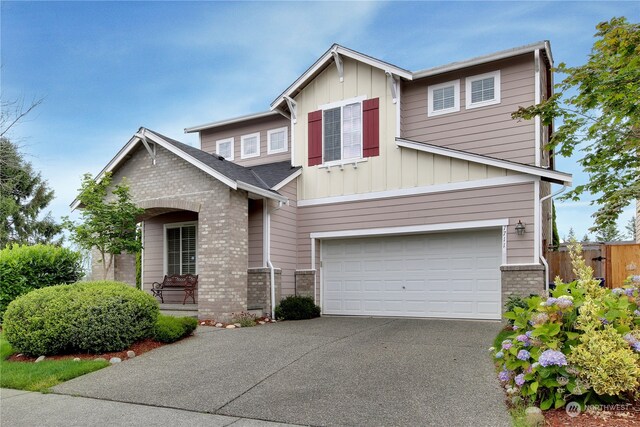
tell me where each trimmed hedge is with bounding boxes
[3,281,159,356]
[0,244,83,322]
[153,315,198,343]
[274,295,321,320]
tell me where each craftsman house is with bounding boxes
[79,41,572,321]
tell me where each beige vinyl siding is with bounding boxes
[143,211,198,304]
[297,182,536,273]
[248,199,264,268]
[200,115,291,167]
[401,54,536,165]
[269,179,298,297]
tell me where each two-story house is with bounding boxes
[80,41,572,321]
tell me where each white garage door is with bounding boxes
[322,229,502,320]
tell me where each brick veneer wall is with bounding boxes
[90,249,136,286]
[108,143,249,321]
[500,264,545,311]
[247,268,281,315]
[295,270,316,299]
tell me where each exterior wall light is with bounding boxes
[515,220,526,236]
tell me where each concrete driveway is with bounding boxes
[53,317,509,426]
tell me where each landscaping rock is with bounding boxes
[126,350,136,358]
[233,323,241,328]
[16,353,23,358]
[73,358,81,362]
[525,406,544,426]
[225,324,236,329]
[215,323,223,328]
[94,357,107,362]
[35,355,45,363]
[258,321,265,325]
[109,357,122,364]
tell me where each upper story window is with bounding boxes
[308,96,378,167]
[321,96,365,163]
[267,127,288,155]
[241,132,260,159]
[427,80,460,117]
[466,70,501,109]
[215,137,234,160]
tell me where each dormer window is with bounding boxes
[466,71,501,109]
[241,132,260,159]
[428,80,460,117]
[216,138,234,160]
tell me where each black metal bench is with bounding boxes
[151,274,198,304]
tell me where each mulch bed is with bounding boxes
[544,403,640,426]
[7,339,165,363]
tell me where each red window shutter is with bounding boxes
[308,110,323,166]
[363,98,379,157]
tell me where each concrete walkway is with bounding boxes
[51,317,509,426]
[1,388,300,427]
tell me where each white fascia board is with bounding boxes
[298,174,534,207]
[413,41,549,79]
[237,181,288,203]
[396,138,572,186]
[270,44,412,110]
[144,131,238,189]
[271,168,302,191]
[184,111,280,133]
[310,219,509,240]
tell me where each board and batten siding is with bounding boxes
[297,182,536,278]
[200,114,291,167]
[401,54,536,165]
[269,179,298,297]
[143,211,198,304]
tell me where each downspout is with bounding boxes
[539,185,567,293]
[264,198,284,319]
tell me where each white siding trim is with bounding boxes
[534,49,541,167]
[465,70,501,109]
[272,168,301,191]
[427,80,460,117]
[298,175,535,207]
[310,219,509,240]
[237,181,288,203]
[502,225,508,265]
[215,137,234,161]
[534,179,541,264]
[267,127,288,155]
[396,138,572,185]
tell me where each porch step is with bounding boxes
[159,303,198,318]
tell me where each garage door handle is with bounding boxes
[402,286,406,289]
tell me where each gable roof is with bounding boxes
[184,110,281,134]
[70,128,301,210]
[396,137,572,186]
[270,44,413,111]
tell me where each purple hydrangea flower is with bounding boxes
[516,334,528,342]
[498,370,511,382]
[612,288,624,295]
[495,351,504,359]
[512,325,519,330]
[525,330,533,338]
[502,340,513,350]
[634,310,640,317]
[514,373,526,387]
[599,317,610,325]
[556,297,573,309]
[624,288,636,297]
[623,333,638,345]
[545,297,558,306]
[538,349,568,367]
[532,313,549,325]
[633,342,640,352]
[517,350,531,361]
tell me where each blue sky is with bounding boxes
[2,1,638,240]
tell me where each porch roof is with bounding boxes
[70,127,300,210]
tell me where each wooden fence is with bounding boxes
[547,243,640,288]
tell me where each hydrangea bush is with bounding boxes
[491,244,640,410]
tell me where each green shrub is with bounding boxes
[492,244,640,411]
[274,296,320,320]
[153,315,197,343]
[3,281,159,356]
[0,244,83,322]
[231,311,257,327]
[504,295,530,324]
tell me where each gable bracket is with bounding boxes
[385,71,399,104]
[331,49,344,82]
[135,132,156,165]
[284,96,297,124]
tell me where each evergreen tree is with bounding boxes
[594,223,622,242]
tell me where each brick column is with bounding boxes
[295,270,316,299]
[500,264,545,312]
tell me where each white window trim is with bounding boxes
[319,95,366,165]
[465,70,501,109]
[163,221,198,276]
[240,132,261,159]
[427,79,460,117]
[215,137,234,161]
[267,127,288,155]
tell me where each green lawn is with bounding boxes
[0,334,109,392]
